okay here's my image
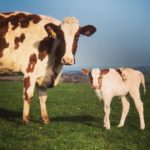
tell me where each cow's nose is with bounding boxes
[92,85,98,89]
[62,58,74,65]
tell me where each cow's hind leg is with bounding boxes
[129,89,145,130]
[36,85,49,124]
[22,76,36,124]
[118,96,130,128]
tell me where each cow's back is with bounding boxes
[121,68,142,90]
[0,11,61,74]
[101,69,128,96]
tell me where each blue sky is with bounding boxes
[0,0,150,70]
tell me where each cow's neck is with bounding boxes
[43,38,64,88]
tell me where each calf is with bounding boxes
[0,11,96,124]
[82,68,146,129]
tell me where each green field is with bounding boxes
[0,81,149,150]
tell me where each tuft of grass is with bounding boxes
[0,81,150,150]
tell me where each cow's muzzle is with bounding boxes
[61,57,74,65]
[92,84,99,89]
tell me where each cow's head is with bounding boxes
[45,17,96,65]
[82,68,110,89]
[81,68,101,89]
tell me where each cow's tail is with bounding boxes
[139,72,146,94]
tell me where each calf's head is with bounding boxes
[45,17,96,65]
[81,68,101,89]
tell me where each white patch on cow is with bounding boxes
[60,17,79,64]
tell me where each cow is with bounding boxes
[82,68,146,130]
[0,11,96,124]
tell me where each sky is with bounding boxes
[0,0,150,70]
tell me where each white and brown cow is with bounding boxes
[82,68,146,129]
[0,11,96,124]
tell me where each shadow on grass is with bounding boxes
[51,115,101,127]
[51,115,95,122]
[0,107,22,123]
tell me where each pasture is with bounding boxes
[0,81,149,150]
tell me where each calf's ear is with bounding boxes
[80,25,96,36]
[81,69,90,75]
[44,23,61,38]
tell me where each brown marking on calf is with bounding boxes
[24,76,31,101]
[116,69,126,81]
[26,53,37,73]
[38,37,54,61]
[101,69,109,75]
[99,69,110,89]
[14,33,25,49]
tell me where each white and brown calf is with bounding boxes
[0,11,96,124]
[82,68,146,130]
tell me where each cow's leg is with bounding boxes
[129,89,145,130]
[103,97,111,130]
[22,76,36,124]
[118,96,130,128]
[36,85,49,124]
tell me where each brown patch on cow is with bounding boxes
[0,12,41,57]
[101,69,109,75]
[14,33,25,49]
[38,37,54,61]
[116,69,126,81]
[0,15,9,58]
[72,30,80,55]
[24,76,31,101]
[26,53,37,73]
[55,39,65,64]
[9,13,41,30]
[0,12,41,30]
[0,38,9,57]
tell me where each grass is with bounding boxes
[0,81,150,150]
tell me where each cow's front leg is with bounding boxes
[36,85,49,124]
[103,97,111,130]
[23,76,36,124]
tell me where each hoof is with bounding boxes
[41,115,49,124]
[140,126,145,130]
[117,124,123,128]
[22,116,30,124]
[105,126,110,130]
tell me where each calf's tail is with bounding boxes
[139,72,146,94]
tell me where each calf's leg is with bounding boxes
[103,98,111,129]
[129,89,145,129]
[118,96,130,127]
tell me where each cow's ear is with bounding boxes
[81,69,90,75]
[44,23,60,38]
[80,25,96,36]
